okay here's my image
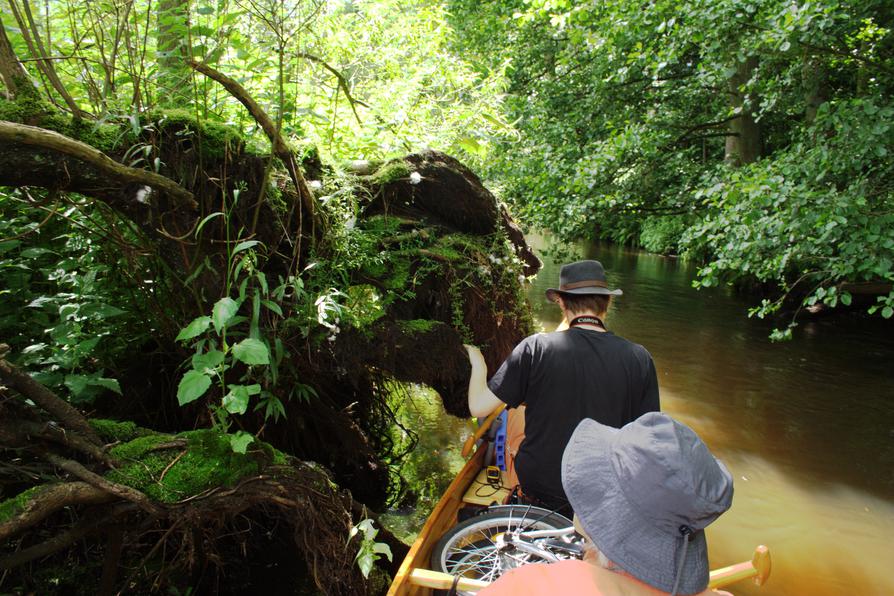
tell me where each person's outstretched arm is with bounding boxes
[465,345,503,418]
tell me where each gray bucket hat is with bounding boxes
[561,413,733,595]
[545,260,622,302]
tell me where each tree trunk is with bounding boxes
[0,23,29,96]
[803,55,829,124]
[725,57,762,166]
[156,0,191,107]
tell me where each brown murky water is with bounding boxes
[527,236,894,596]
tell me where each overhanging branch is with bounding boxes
[0,121,196,209]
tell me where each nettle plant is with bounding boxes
[174,191,300,453]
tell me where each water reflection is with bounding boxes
[530,236,894,596]
[380,385,474,543]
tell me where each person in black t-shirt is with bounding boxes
[467,260,660,510]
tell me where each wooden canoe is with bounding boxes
[387,412,771,595]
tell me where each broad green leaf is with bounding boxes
[64,374,90,397]
[91,377,122,395]
[177,370,212,405]
[883,306,893,319]
[231,338,269,365]
[177,316,212,341]
[222,385,250,414]
[20,247,54,258]
[192,349,225,372]
[373,542,393,561]
[212,297,239,333]
[229,431,254,454]
[357,552,374,578]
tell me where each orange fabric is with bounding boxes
[477,560,733,596]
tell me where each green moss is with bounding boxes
[370,160,411,185]
[106,429,277,503]
[90,418,156,442]
[149,109,247,160]
[359,215,403,236]
[0,95,120,151]
[383,259,412,291]
[0,485,44,523]
[396,319,439,335]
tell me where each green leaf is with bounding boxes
[222,385,250,414]
[372,542,393,561]
[231,338,269,365]
[64,374,90,397]
[195,212,224,237]
[232,240,260,255]
[840,292,852,306]
[883,306,893,319]
[192,349,225,372]
[457,136,485,157]
[229,431,254,454]
[356,552,374,578]
[92,377,122,395]
[177,370,212,405]
[20,247,54,258]
[177,316,212,341]
[261,299,283,316]
[212,297,239,333]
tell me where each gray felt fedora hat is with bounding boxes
[561,413,733,595]
[545,260,622,302]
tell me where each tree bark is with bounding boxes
[725,57,762,166]
[156,0,191,107]
[803,55,829,125]
[0,344,102,444]
[0,22,29,96]
[0,121,196,208]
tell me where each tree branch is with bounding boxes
[0,343,102,444]
[187,59,320,238]
[295,52,367,124]
[43,453,162,516]
[0,482,115,542]
[0,503,135,570]
[0,415,116,466]
[0,122,197,209]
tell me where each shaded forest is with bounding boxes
[0,1,537,592]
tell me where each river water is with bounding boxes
[386,237,894,595]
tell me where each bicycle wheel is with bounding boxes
[430,505,574,593]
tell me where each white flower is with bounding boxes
[135,185,153,204]
[308,180,322,190]
[409,172,422,185]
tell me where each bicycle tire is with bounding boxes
[429,505,574,594]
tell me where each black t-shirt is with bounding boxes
[488,328,660,508]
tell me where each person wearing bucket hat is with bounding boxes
[466,260,660,510]
[479,412,734,596]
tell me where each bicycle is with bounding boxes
[429,504,584,594]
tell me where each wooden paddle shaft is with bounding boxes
[708,544,771,588]
[408,545,771,593]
